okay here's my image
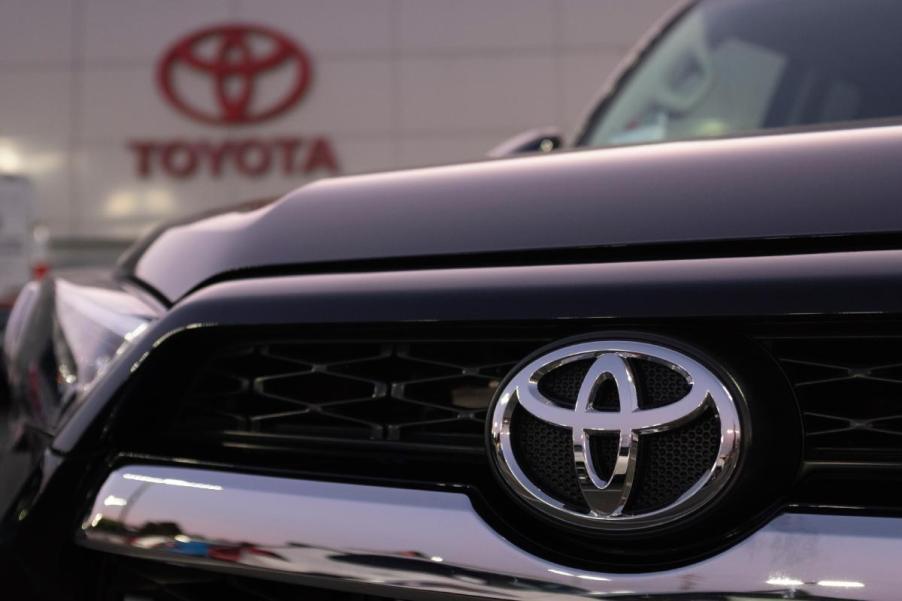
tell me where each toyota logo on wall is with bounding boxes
[158,24,313,125]
[131,24,338,179]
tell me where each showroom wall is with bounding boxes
[0,0,678,242]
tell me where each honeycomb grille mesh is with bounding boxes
[537,360,592,408]
[626,408,721,513]
[510,405,587,510]
[537,359,621,410]
[173,340,540,449]
[629,358,691,409]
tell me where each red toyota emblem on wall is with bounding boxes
[158,24,312,125]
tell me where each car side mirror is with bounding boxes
[487,127,563,158]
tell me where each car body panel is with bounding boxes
[52,247,902,455]
[124,125,902,303]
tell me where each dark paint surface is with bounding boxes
[53,248,902,453]
[128,125,902,302]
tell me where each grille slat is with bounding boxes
[767,336,902,462]
[172,340,541,449]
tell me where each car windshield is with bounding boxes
[580,0,902,147]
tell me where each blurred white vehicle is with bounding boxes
[0,176,43,327]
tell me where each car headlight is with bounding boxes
[49,279,157,399]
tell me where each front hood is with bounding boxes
[124,125,902,303]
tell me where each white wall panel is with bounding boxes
[81,0,231,64]
[397,0,556,52]
[78,68,213,140]
[0,135,72,233]
[0,0,677,243]
[398,56,557,134]
[0,0,74,66]
[269,58,395,135]
[0,71,71,137]
[397,134,503,168]
[72,142,244,238]
[234,0,394,56]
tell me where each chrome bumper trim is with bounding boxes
[78,465,896,600]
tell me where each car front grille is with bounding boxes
[142,329,902,466]
[170,338,543,452]
[87,321,902,580]
[111,323,902,516]
[763,335,902,463]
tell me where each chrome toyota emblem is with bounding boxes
[489,339,742,530]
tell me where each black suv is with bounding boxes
[4,1,902,599]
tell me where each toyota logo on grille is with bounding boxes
[489,338,742,530]
[158,24,312,125]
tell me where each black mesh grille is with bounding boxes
[629,358,691,409]
[510,405,587,510]
[507,420,621,511]
[173,340,540,450]
[625,408,721,514]
[766,336,902,461]
[537,359,592,408]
